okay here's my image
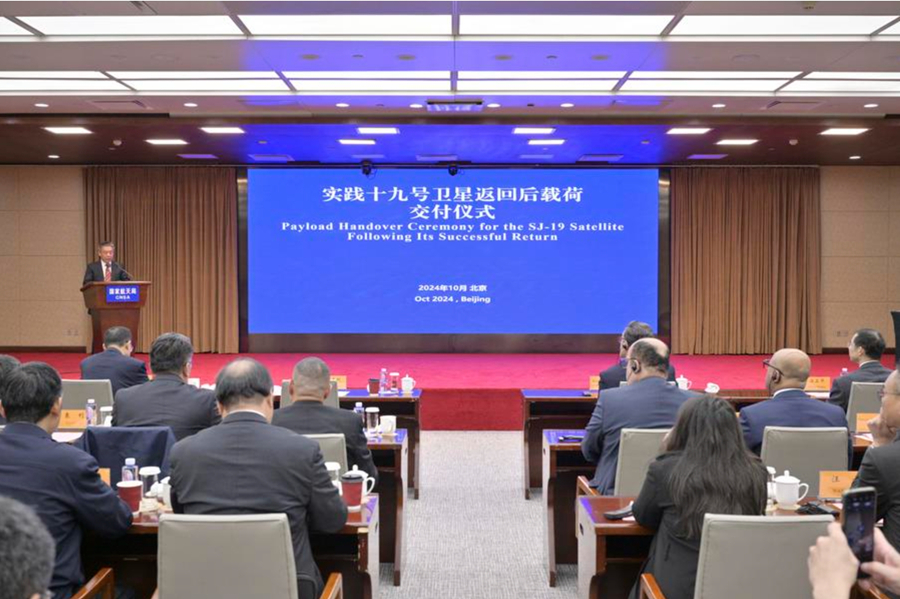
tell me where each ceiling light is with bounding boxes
[458,80,617,92]
[850,155,862,160]
[417,154,458,162]
[239,14,451,36]
[126,80,289,91]
[513,127,556,135]
[820,128,869,136]
[250,154,294,162]
[19,15,242,36]
[178,154,218,159]
[357,127,398,135]
[47,154,59,159]
[621,80,787,92]
[519,154,554,160]
[0,80,127,91]
[667,127,711,135]
[285,71,448,79]
[487,103,501,108]
[146,139,188,145]
[806,72,900,80]
[110,71,278,79]
[864,103,879,108]
[44,126,91,135]
[0,18,32,36]
[782,80,900,93]
[671,15,894,36]
[410,103,424,108]
[578,154,624,162]
[339,139,376,145]
[458,71,626,79]
[688,154,728,160]
[183,102,198,108]
[351,154,385,160]
[459,14,674,36]
[712,103,726,108]
[528,139,565,145]
[630,71,800,79]
[336,103,350,108]
[291,80,449,92]
[716,139,758,146]
[560,102,575,108]
[34,102,49,108]
[200,126,245,134]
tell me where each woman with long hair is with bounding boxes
[629,394,768,599]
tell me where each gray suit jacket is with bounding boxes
[169,412,348,598]
[828,361,894,412]
[112,373,221,441]
[581,377,694,494]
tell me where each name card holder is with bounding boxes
[99,468,111,486]
[60,409,86,430]
[588,375,600,392]
[805,376,832,392]
[819,471,858,501]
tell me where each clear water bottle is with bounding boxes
[353,402,365,424]
[122,457,139,482]
[841,367,849,378]
[85,399,97,427]
[379,368,388,394]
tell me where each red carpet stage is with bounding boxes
[8,352,867,430]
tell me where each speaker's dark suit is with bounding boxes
[0,423,133,599]
[739,388,849,455]
[827,361,894,413]
[82,260,131,285]
[113,373,221,441]
[169,411,348,599]
[855,439,900,558]
[581,377,694,494]
[273,400,378,484]
[599,360,677,390]
[80,348,148,396]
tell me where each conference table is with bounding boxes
[82,496,380,599]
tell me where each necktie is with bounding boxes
[104,263,111,282]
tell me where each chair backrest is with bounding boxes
[158,513,298,599]
[303,433,348,474]
[694,514,832,599]
[848,382,885,433]
[62,380,114,411]
[761,426,848,496]
[614,428,670,496]
[280,380,339,410]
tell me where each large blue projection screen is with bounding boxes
[247,168,659,335]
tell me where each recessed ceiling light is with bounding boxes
[286,71,448,80]
[0,80,126,91]
[178,154,218,159]
[20,15,242,36]
[716,139,758,146]
[110,71,279,79]
[239,14,452,35]
[621,80,787,92]
[487,102,501,108]
[820,128,869,136]
[688,154,728,160]
[560,102,575,108]
[528,139,565,145]
[671,15,894,36]
[47,154,59,159]
[631,71,800,79]
[336,103,350,108]
[514,127,556,135]
[183,102,198,108]
[357,127,398,135]
[849,155,862,160]
[459,71,625,80]
[667,127,711,135]
[458,80,616,92]
[44,126,91,135]
[292,80,449,92]
[864,103,879,108]
[34,102,49,108]
[146,139,188,145]
[339,139,376,145]
[127,80,289,92]
[410,103,423,108]
[200,126,244,134]
[712,103,726,108]
[459,14,674,36]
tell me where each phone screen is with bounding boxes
[842,488,877,576]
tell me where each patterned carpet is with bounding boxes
[379,431,579,598]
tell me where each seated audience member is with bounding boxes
[630,395,767,599]
[828,328,893,412]
[79,326,148,396]
[599,321,676,390]
[0,496,56,599]
[853,369,900,555]
[739,348,848,455]
[113,332,220,441]
[808,523,900,599]
[0,353,21,425]
[273,357,377,483]
[169,358,347,599]
[0,362,132,599]
[582,338,694,494]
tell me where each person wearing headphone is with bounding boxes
[739,349,849,455]
[581,338,696,495]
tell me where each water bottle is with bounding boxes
[353,402,365,424]
[840,367,849,378]
[379,368,388,394]
[85,399,97,427]
[122,458,139,482]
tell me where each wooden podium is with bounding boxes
[81,281,151,354]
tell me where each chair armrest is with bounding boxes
[857,583,892,599]
[319,573,343,599]
[640,574,667,599]
[70,568,115,599]
[577,475,599,497]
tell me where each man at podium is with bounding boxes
[82,241,132,284]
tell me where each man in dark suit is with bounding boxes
[82,241,132,285]
[599,321,676,390]
[828,328,893,412]
[853,370,900,566]
[273,357,377,483]
[0,495,56,599]
[113,332,220,441]
[582,338,694,494]
[79,326,148,395]
[740,348,849,455]
[0,353,20,425]
[0,362,133,599]
[170,358,347,599]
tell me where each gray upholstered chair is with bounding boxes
[614,428,670,496]
[848,382,885,433]
[761,426,849,496]
[279,380,339,409]
[62,379,114,410]
[304,433,348,474]
[158,513,298,599]
[640,514,832,599]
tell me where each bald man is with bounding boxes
[582,338,696,494]
[739,348,848,455]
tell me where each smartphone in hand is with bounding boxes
[842,487,877,578]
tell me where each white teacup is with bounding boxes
[705,382,720,394]
[380,415,397,434]
[676,376,692,391]
[774,471,809,509]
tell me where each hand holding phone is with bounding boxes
[842,487,877,578]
